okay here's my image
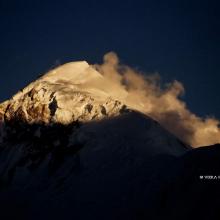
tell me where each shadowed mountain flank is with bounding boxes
[0,110,189,187]
[0,112,219,220]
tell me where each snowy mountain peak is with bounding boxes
[0,61,193,220]
[42,61,103,84]
[0,61,128,125]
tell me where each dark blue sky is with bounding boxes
[0,0,219,118]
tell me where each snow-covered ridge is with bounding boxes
[0,61,128,124]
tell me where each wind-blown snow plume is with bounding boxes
[94,52,220,147]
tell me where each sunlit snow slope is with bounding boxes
[0,61,130,125]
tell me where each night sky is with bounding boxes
[0,0,219,118]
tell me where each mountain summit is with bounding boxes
[0,61,128,125]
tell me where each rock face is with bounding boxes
[2,86,126,124]
[0,61,128,125]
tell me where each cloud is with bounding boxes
[94,52,220,147]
